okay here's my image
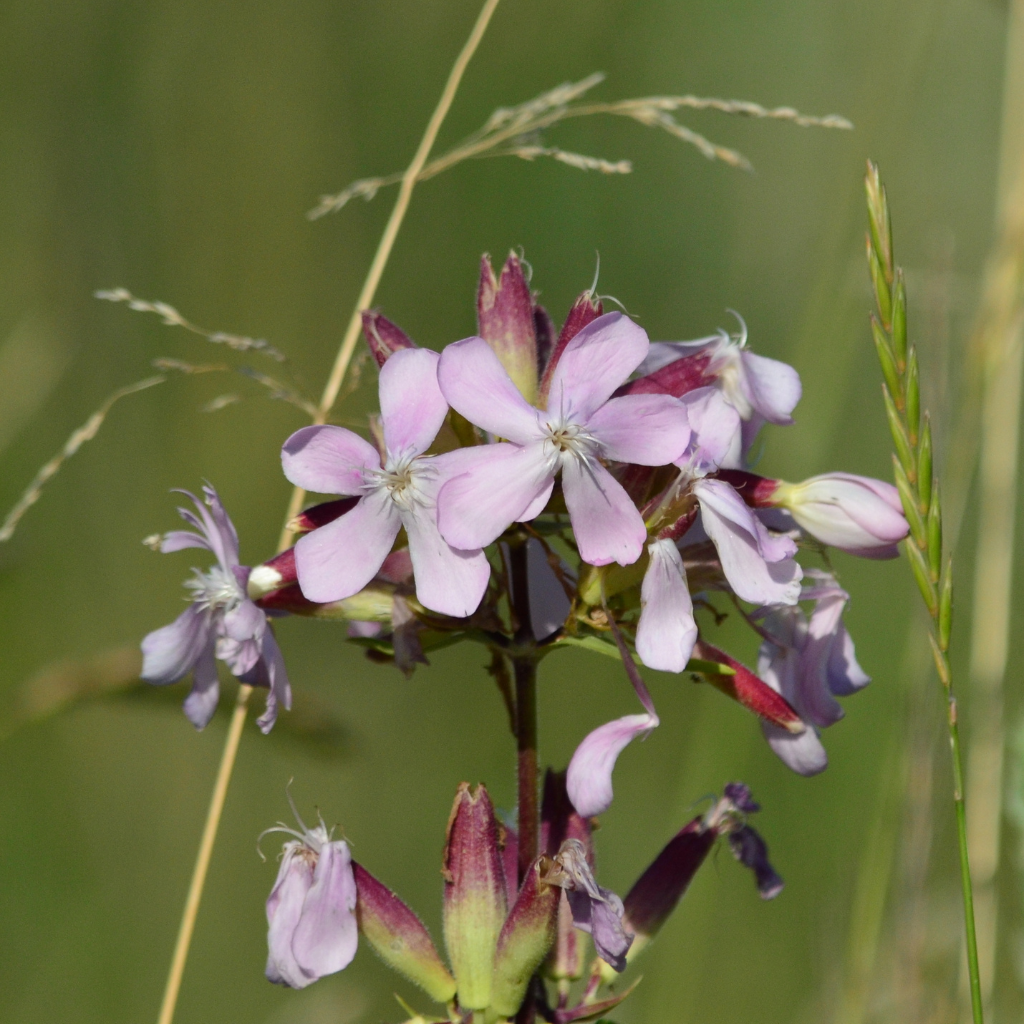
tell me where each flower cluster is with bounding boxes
[139,252,907,1020]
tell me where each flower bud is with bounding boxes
[477,252,538,404]
[490,857,561,1016]
[537,290,603,405]
[442,783,508,1010]
[617,348,715,398]
[361,310,416,367]
[352,862,456,1003]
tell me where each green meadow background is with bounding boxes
[0,0,1017,1022]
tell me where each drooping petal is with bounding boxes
[547,313,650,422]
[740,350,802,425]
[695,479,801,605]
[294,490,402,603]
[378,348,448,458]
[635,540,697,673]
[182,638,220,730]
[256,628,292,734]
[266,844,316,988]
[826,622,870,696]
[141,605,210,685]
[437,337,545,443]
[585,394,691,465]
[291,840,359,982]
[222,598,265,643]
[566,713,659,817]
[561,457,646,567]
[281,425,380,496]
[436,442,555,550]
[400,486,491,618]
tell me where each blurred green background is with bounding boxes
[0,0,1017,1022]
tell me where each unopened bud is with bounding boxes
[442,783,508,1010]
[361,311,416,367]
[352,862,456,1003]
[288,497,360,536]
[477,253,538,404]
[538,290,603,405]
[617,347,714,398]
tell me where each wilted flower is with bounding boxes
[262,802,358,989]
[140,485,291,732]
[437,312,691,566]
[281,347,491,617]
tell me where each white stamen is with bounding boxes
[185,564,244,613]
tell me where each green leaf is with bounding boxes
[555,634,624,660]
[939,557,953,652]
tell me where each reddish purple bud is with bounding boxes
[534,303,556,373]
[501,825,519,903]
[352,862,456,1002]
[621,817,714,946]
[490,857,561,1016]
[538,290,603,404]
[249,547,298,596]
[442,783,508,1009]
[288,497,362,536]
[616,348,715,398]
[729,825,784,899]
[361,310,416,368]
[377,547,414,584]
[477,252,538,403]
[714,469,780,508]
[693,640,805,734]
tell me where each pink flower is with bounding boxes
[635,539,697,673]
[262,803,358,989]
[436,313,691,567]
[140,486,290,733]
[281,348,490,617]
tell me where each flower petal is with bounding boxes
[437,337,545,443]
[635,540,697,673]
[294,490,401,603]
[141,605,210,685]
[158,530,211,554]
[566,713,659,817]
[222,598,265,643]
[758,638,828,776]
[740,350,802,424]
[291,840,359,982]
[695,479,801,604]
[256,628,292,734]
[561,457,645,567]
[182,639,220,730]
[281,425,380,496]
[379,347,448,458]
[436,443,555,550]
[585,394,690,465]
[266,844,316,988]
[548,312,650,422]
[201,484,241,567]
[679,387,742,470]
[400,482,491,618]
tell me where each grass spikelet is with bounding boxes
[308,74,852,218]
[95,288,286,362]
[0,375,165,543]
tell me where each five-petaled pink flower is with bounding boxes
[436,312,692,566]
[281,348,491,617]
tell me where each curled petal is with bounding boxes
[158,529,212,554]
[291,840,359,982]
[379,348,447,458]
[548,312,650,422]
[586,394,691,466]
[561,457,646,567]
[294,490,402,603]
[438,337,545,443]
[635,540,697,673]
[566,713,659,817]
[740,350,802,425]
[141,605,210,685]
[437,443,555,550]
[281,425,380,496]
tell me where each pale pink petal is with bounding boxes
[785,473,908,550]
[400,481,491,617]
[751,515,798,563]
[827,624,871,696]
[561,457,645,567]
[679,387,742,470]
[585,394,691,465]
[740,350,802,424]
[141,605,210,684]
[637,337,719,375]
[266,844,316,988]
[518,478,555,521]
[294,490,401,603]
[183,641,220,730]
[281,425,380,496]
[378,347,447,458]
[548,313,650,421]
[695,479,802,605]
[635,540,697,673]
[201,485,241,566]
[567,713,659,817]
[256,628,292,734]
[758,642,827,776]
[222,599,265,643]
[437,442,555,550]
[158,530,211,554]
[437,337,545,443]
[292,840,358,981]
